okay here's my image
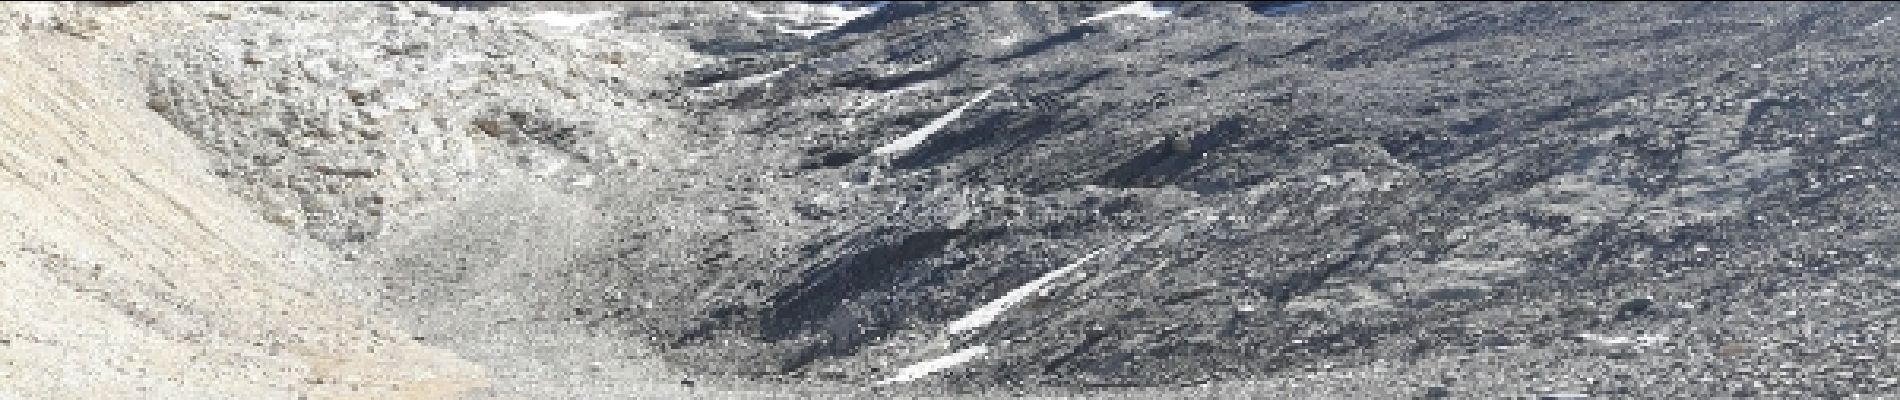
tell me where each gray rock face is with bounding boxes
[96,1,1900,397]
[619,2,1900,395]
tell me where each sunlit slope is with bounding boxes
[0,35,487,399]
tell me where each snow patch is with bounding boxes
[1081,1,1176,25]
[1578,333,1671,346]
[733,64,798,88]
[748,2,887,38]
[941,230,1166,335]
[870,86,1000,156]
[876,345,990,385]
[944,246,1106,335]
[524,11,615,28]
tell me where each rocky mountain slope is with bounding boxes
[611,3,1900,396]
[0,27,483,399]
[7,1,1900,398]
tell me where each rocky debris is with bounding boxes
[608,1,1900,396]
[0,33,485,399]
[129,1,704,249]
[12,1,1900,398]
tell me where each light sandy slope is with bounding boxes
[0,34,487,399]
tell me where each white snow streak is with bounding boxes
[870,87,1000,156]
[730,64,798,88]
[1579,333,1671,346]
[944,230,1162,335]
[525,11,615,28]
[692,64,800,91]
[1080,1,1176,25]
[749,2,887,38]
[875,345,990,385]
[885,232,1161,384]
[944,246,1107,335]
